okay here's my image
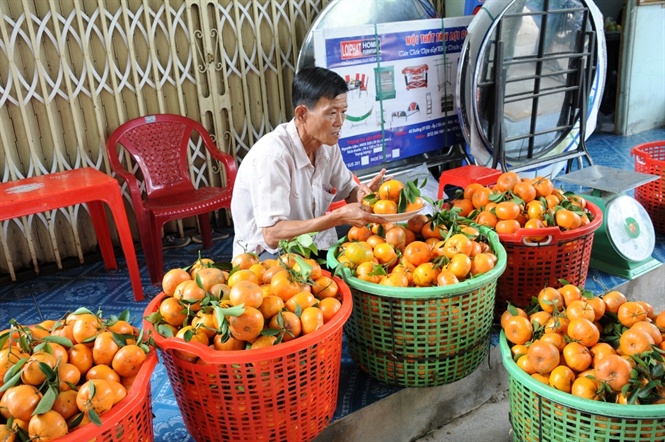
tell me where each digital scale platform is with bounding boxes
[557,165,661,279]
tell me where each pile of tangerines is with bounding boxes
[334,210,498,287]
[0,309,151,441]
[502,286,665,405]
[362,178,425,215]
[449,171,595,236]
[145,250,343,362]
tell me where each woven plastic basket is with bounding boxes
[500,331,665,441]
[326,227,506,387]
[60,349,158,442]
[143,270,351,442]
[494,201,602,317]
[632,140,665,234]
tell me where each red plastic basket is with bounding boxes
[631,140,665,234]
[60,349,158,442]
[142,270,352,442]
[494,200,603,316]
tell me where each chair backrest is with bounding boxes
[107,114,226,200]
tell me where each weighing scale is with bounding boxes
[557,165,662,279]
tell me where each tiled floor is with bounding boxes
[0,126,663,441]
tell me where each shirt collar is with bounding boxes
[286,119,332,168]
[287,119,311,169]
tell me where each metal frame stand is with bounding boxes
[487,1,598,173]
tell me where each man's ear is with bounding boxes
[294,104,308,121]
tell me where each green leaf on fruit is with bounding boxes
[72,307,94,316]
[43,335,74,348]
[0,371,21,392]
[89,409,102,426]
[68,413,84,429]
[144,312,162,325]
[34,386,57,415]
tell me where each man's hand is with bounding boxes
[356,168,390,202]
[336,202,385,226]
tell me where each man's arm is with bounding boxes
[262,202,385,249]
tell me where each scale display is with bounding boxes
[605,195,655,262]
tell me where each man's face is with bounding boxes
[302,93,348,146]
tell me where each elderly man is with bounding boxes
[231,66,386,259]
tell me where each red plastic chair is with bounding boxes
[106,114,237,285]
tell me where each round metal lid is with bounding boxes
[605,195,656,262]
[457,0,606,169]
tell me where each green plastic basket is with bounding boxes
[500,331,665,441]
[326,227,506,387]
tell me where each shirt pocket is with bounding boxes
[318,186,336,215]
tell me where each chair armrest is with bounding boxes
[205,146,238,190]
[107,155,140,191]
[106,149,147,214]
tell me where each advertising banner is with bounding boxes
[312,17,472,171]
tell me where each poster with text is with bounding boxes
[312,17,472,171]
